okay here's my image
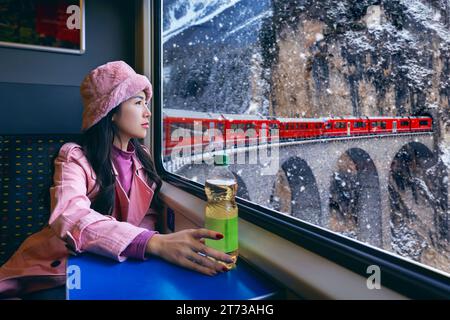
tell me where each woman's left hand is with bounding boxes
[146,228,234,276]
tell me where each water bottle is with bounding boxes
[204,153,238,269]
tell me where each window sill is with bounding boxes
[159,181,407,299]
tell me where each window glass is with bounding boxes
[161,0,449,276]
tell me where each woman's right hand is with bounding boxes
[145,228,235,276]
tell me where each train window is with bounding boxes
[371,121,387,129]
[158,0,450,289]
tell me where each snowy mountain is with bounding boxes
[163,0,271,46]
[162,0,450,118]
[162,0,272,115]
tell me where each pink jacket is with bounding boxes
[0,143,159,297]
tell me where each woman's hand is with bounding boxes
[146,228,234,276]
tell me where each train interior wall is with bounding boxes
[0,0,135,134]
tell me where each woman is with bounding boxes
[0,61,233,299]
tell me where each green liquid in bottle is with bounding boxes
[205,179,239,269]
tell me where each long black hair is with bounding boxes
[79,105,162,215]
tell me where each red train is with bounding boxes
[162,109,432,158]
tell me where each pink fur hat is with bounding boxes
[80,60,152,131]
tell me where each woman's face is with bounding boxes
[112,91,151,140]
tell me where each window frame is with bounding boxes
[151,0,450,298]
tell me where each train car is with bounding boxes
[323,118,370,137]
[349,118,370,135]
[278,118,324,140]
[394,117,413,133]
[368,117,395,134]
[323,118,350,137]
[368,116,432,134]
[410,116,433,132]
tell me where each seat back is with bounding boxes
[0,134,81,265]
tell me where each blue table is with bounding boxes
[67,253,281,300]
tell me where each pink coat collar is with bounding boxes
[111,153,155,225]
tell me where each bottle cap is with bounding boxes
[214,153,229,166]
